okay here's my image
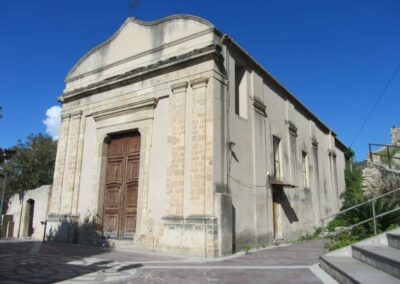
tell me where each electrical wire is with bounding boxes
[350,62,400,146]
[228,174,268,189]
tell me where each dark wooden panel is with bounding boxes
[103,132,141,239]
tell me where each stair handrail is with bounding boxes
[321,187,400,252]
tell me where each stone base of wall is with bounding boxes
[161,215,218,257]
[46,213,81,243]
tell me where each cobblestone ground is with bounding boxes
[0,239,335,284]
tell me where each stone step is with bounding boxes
[387,233,400,250]
[320,256,400,284]
[352,245,400,279]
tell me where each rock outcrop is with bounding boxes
[362,163,400,198]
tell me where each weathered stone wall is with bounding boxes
[362,163,400,198]
[391,127,400,145]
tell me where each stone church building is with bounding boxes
[47,15,346,257]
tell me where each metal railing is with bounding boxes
[321,188,400,252]
[369,143,400,169]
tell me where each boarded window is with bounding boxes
[273,136,281,180]
[235,64,247,119]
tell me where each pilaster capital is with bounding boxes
[71,110,83,118]
[61,113,71,122]
[190,77,209,89]
[61,110,83,122]
[170,82,189,93]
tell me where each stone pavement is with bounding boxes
[0,239,336,284]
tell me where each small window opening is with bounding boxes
[235,64,247,119]
[302,151,309,188]
[273,136,281,180]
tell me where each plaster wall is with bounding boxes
[66,18,217,91]
[6,185,51,240]
[225,49,346,248]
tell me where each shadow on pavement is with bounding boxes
[0,239,113,284]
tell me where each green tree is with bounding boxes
[326,148,400,250]
[1,134,57,213]
[341,148,365,209]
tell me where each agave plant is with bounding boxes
[327,198,400,250]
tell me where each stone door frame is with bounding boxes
[92,107,154,243]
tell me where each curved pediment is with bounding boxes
[66,15,215,83]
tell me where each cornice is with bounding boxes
[60,44,222,104]
[251,97,267,117]
[329,150,337,158]
[66,15,221,81]
[89,98,158,122]
[66,28,217,84]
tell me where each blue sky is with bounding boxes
[0,0,399,161]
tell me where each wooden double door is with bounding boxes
[103,132,141,239]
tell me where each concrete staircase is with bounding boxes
[320,228,400,284]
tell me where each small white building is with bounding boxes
[46,15,347,257]
[5,185,51,240]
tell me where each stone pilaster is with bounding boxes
[60,111,83,214]
[189,78,209,216]
[71,113,86,215]
[48,113,71,214]
[165,82,188,216]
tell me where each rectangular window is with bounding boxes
[329,151,339,208]
[273,136,281,180]
[331,153,338,192]
[235,64,247,119]
[312,142,319,189]
[302,151,309,188]
[289,123,298,182]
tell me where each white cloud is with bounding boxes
[43,105,61,140]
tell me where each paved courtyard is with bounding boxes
[0,239,336,283]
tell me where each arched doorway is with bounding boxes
[24,199,35,237]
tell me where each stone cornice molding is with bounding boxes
[251,97,267,117]
[66,15,221,82]
[66,28,218,84]
[312,139,319,148]
[89,98,158,122]
[287,120,298,136]
[329,150,337,158]
[60,44,223,104]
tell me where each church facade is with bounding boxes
[47,15,346,257]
